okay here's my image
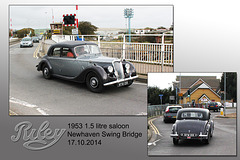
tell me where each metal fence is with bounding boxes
[147,104,205,118]
[51,34,174,74]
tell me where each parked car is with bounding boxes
[32,36,40,43]
[20,37,33,48]
[170,108,214,145]
[216,102,224,109]
[36,41,138,92]
[208,102,220,112]
[163,105,182,123]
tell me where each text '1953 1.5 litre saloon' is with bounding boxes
[36,41,138,92]
[170,108,214,145]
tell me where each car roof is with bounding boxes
[51,41,97,48]
[166,105,182,109]
[178,108,209,114]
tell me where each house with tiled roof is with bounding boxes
[176,76,221,104]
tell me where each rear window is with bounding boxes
[180,111,203,119]
[209,102,217,105]
[168,107,182,113]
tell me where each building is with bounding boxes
[176,76,221,104]
[50,22,63,35]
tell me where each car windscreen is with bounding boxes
[180,111,203,119]
[168,107,182,113]
[22,38,31,41]
[75,45,101,56]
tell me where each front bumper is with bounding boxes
[170,132,208,139]
[103,75,138,86]
[21,43,32,47]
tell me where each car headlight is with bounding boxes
[107,66,114,73]
[125,63,130,69]
[125,63,130,73]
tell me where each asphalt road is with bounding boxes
[148,109,237,156]
[9,42,147,115]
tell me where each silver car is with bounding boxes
[20,37,33,48]
[36,41,138,92]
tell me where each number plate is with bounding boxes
[117,81,128,87]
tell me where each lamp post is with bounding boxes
[173,81,179,105]
[224,72,226,116]
[124,8,134,43]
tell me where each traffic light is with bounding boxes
[187,89,191,97]
[63,15,75,25]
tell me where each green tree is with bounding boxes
[148,86,176,105]
[17,28,35,38]
[78,21,98,35]
[220,72,237,102]
[157,26,166,29]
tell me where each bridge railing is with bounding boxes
[51,34,173,74]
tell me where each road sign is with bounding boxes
[178,93,183,97]
[159,94,163,99]
[169,96,175,100]
[72,29,78,35]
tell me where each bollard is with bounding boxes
[220,108,223,115]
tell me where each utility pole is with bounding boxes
[224,72,226,116]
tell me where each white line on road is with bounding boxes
[133,82,147,86]
[9,97,48,115]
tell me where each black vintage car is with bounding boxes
[170,108,214,145]
[36,41,138,92]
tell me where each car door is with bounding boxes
[58,47,81,77]
[47,47,62,75]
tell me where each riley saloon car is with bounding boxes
[170,108,214,145]
[36,41,138,92]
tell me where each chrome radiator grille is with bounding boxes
[113,61,124,80]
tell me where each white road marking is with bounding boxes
[136,112,147,115]
[134,82,147,86]
[9,97,48,115]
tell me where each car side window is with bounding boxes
[61,47,74,58]
[52,47,61,57]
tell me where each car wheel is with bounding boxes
[210,129,213,137]
[42,65,51,79]
[203,133,210,144]
[86,72,103,93]
[20,45,22,48]
[124,80,133,87]
[173,138,179,145]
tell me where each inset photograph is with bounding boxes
[9,5,173,115]
[147,72,237,156]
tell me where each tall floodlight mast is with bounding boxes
[124,8,134,43]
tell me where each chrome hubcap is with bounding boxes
[44,68,49,76]
[90,77,98,88]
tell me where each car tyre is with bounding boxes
[86,72,103,93]
[42,65,51,79]
[203,133,210,144]
[173,138,179,145]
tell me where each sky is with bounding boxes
[148,73,223,89]
[9,5,173,30]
